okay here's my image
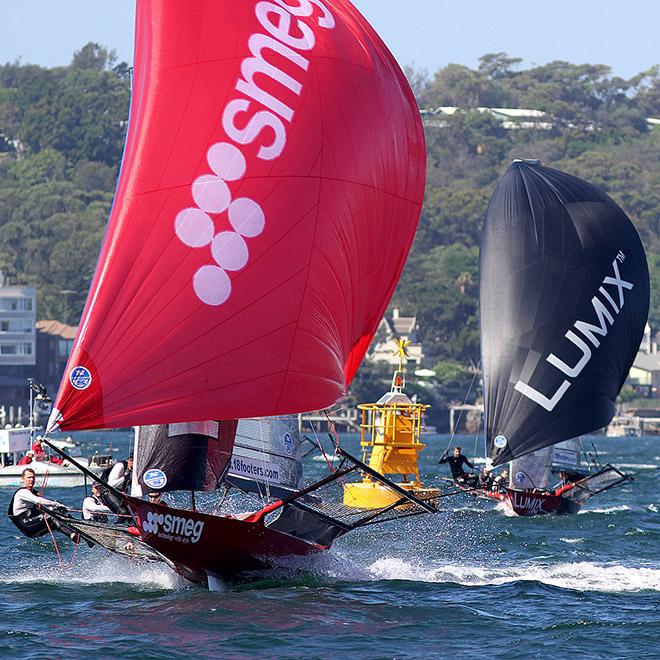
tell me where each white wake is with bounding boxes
[363,557,660,593]
[0,553,182,590]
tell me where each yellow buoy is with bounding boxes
[343,339,441,509]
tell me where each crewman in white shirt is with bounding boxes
[7,468,72,539]
[82,483,113,522]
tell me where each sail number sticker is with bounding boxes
[144,468,167,490]
[69,366,92,390]
[494,435,508,449]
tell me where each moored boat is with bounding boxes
[0,427,111,488]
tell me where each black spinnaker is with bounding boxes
[481,160,649,466]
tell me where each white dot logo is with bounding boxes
[211,232,248,271]
[208,142,246,181]
[142,510,160,534]
[194,265,231,306]
[229,198,265,237]
[192,175,231,214]
[174,141,266,306]
[175,209,214,248]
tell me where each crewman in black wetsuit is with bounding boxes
[7,468,75,539]
[439,446,475,484]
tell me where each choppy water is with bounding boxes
[1,433,658,659]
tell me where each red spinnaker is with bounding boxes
[50,0,425,431]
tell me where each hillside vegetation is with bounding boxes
[1,45,658,419]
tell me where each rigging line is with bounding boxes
[303,416,338,479]
[445,359,481,454]
[43,516,63,567]
[262,419,271,502]
[323,412,342,474]
[39,466,50,496]
[69,534,80,567]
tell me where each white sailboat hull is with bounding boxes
[0,459,104,488]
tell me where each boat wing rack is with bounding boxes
[569,463,633,498]
[271,444,440,534]
[45,507,174,567]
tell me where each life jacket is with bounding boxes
[100,489,130,517]
[7,489,49,538]
[85,495,108,522]
[100,460,121,483]
[101,459,130,487]
[6,491,18,522]
[554,482,576,497]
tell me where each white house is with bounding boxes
[369,309,424,367]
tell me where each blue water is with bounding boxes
[1,433,658,659]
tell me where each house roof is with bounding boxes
[36,320,78,340]
[392,316,416,335]
[632,351,660,373]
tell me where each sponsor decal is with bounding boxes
[552,448,579,467]
[173,0,337,306]
[515,253,633,411]
[515,471,526,484]
[511,491,546,515]
[494,435,507,449]
[69,366,92,390]
[283,432,294,455]
[143,468,167,489]
[229,456,281,484]
[141,510,204,544]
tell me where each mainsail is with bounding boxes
[510,438,583,490]
[228,416,304,495]
[48,0,426,431]
[132,421,237,495]
[481,160,649,466]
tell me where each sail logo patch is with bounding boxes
[494,435,507,449]
[69,366,92,390]
[511,492,546,515]
[283,432,294,455]
[173,0,336,306]
[142,510,204,544]
[143,469,167,489]
[515,254,634,412]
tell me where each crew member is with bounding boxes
[7,468,73,539]
[17,450,34,465]
[101,455,134,517]
[32,436,63,464]
[492,468,509,492]
[479,466,494,490]
[439,446,475,483]
[82,483,113,522]
[106,454,133,492]
[147,491,168,506]
[553,470,580,497]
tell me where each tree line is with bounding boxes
[0,45,658,422]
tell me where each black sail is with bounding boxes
[135,420,237,493]
[480,161,649,465]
